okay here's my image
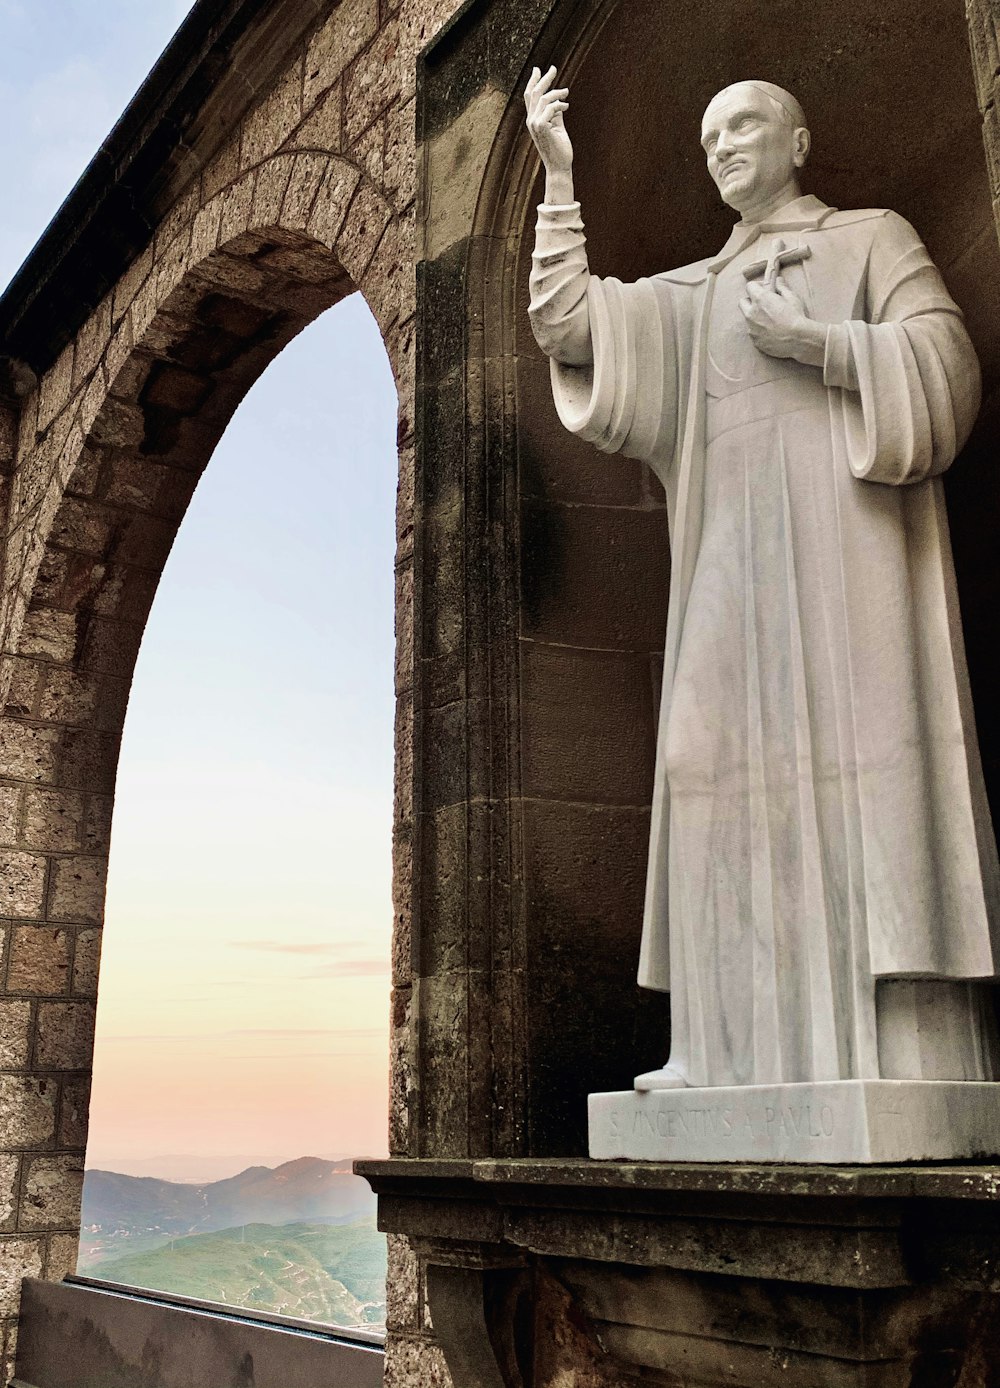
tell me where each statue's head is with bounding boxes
[700,81,810,218]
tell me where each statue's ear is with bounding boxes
[793,127,811,168]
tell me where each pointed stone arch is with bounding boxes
[0,142,402,1337]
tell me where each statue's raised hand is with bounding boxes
[525,66,572,173]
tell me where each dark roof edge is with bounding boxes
[0,0,325,373]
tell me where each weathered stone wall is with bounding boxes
[0,1,463,1382]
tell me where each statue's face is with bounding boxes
[700,85,805,214]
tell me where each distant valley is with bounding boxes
[79,1157,385,1331]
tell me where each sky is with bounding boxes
[0,3,398,1176]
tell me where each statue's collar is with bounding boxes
[708,195,835,273]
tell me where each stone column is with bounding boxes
[967,0,1000,236]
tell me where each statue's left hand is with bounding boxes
[739,278,826,367]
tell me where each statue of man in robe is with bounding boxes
[525,73,1000,1098]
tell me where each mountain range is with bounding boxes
[80,1157,377,1267]
[83,1153,359,1183]
[78,1157,386,1330]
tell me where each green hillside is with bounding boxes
[89,1217,387,1329]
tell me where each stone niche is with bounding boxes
[412,0,1000,1163]
[379,0,1000,1383]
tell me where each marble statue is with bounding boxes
[525,72,1000,1160]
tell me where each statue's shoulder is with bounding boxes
[651,258,714,288]
[822,207,891,229]
[821,208,922,246]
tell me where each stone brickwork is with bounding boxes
[0,1,465,1383]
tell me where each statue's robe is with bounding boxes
[530,193,1000,1085]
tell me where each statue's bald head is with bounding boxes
[704,81,807,133]
[700,80,810,219]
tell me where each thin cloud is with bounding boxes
[297,959,390,979]
[100,1027,384,1043]
[227,940,390,976]
[229,940,341,955]
[231,1027,384,1038]
[235,1051,387,1060]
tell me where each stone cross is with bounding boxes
[743,237,812,289]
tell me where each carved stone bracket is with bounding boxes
[423,1263,531,1388]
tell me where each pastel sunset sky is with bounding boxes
[0,2,396,1175]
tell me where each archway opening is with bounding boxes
[73,284,396,1333]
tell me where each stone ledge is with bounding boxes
[358,1156,1000,1386]
[356,1154,1000,1201]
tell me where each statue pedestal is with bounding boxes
[588,1080,1000,1163]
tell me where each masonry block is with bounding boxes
[6,928,71,996]
[308,159,363,248]
[386,1235,420,1333]
[190,198,223,264]
[3,661,39,720]
[0,851,48,919]
[34,1003,96,1071]
[383,1333,453,1388]
[303,0,378,109]
[110,246,154,325]
[19,1156,84,1232]
[250,155,296,227]
[56,730,120,794]
[351,117,387,189]
[363,212,408,331]
[57,1076,91,1150]
[36,346,74,436]
[0,1240,43,1315]
[281,151,331,228]
[201,142,240,203]
[384,98,416,207]
[241,58,305,170]
[47,857,106,925]
[23,789,84,853]
[0,1002,31,1069]
[519,643,656,806]
[291,81,342,154]
[37,670,98,729]
[0,785,20,845]
[70,930,101,999]
[82,797,112,855]
[0,1157,17,1232]
[44,1232,80,1281]
[344,18,400,144]
[17,611,77,665]
[0,1077,56,1148]
[71,297,113,392]
[218,171,256,248]
[88,395,145,450]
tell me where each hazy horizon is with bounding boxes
[84,1151,375,1183]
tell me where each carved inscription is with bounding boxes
[608,1100,836,1144]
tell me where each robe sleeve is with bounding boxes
[527,202,594,366]
[527,204,685,481]
[824,211,981,486]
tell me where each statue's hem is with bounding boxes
[588,1080,1000,1163]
